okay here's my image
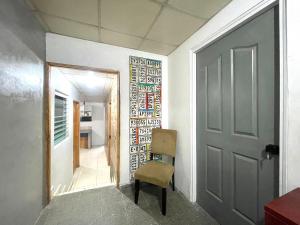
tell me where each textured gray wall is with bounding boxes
[0,0,46,225]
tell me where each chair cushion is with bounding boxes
[134,161,174,188]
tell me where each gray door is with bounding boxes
[196,8,279,225]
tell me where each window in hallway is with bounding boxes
[54,94,68,145]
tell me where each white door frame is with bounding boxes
[189,0,288,202]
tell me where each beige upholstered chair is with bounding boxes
[134,128,177,215]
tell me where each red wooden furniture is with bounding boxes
[265,188,300,225]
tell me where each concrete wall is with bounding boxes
[50,67,80,192]
[0,0,45,225]
[168,0,276,200]
[46,33,168,185]
[285,0,300,192]
[81,102,106,147]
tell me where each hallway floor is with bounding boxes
[69,146,113,193]
[37,185,218,225]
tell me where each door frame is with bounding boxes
[105,101,112,166]
[73,100,80,172]
[44,62,121,204]
[189,0,288,202]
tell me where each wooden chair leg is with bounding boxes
[172,174,175,191]
[135,179,140,204]
[162,188,167,215]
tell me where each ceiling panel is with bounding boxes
[101,0,161,37]
[82,96,108,103]
[101,29,143,49]
[28,0,232,55]
[60,69,113,100]
[41,14,99,42]
[168,0,232,19]
[140,39,177,55]
[147,7,206,46]
[31,0,98,25]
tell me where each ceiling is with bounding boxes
[27,0,231,55]
[58,67,113,103]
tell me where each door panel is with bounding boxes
[206,145,223,201]
[206,57,223,132]
[231,46,258,137]
[196,8,278,225]
[233,153,258,223]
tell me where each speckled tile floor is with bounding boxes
[36,186,158,225]
[36,185,218,225]
[121,184,219,225]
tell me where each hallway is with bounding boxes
[1,1,296,225]
[69,146,113,193]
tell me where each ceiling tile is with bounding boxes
[147,7,206,46]
[101,0,161,37]
[168,0,232,19]
[101,29,142,49]
[139,39,177,55]
[60,69,113,99]
[31,0,98,25]
[41,14,99,42]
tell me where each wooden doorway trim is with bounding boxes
[105,101,112,166]
[117,72,120,188]
[47,62,119,74]
[73,101,80,172]
[45,62,121,204]
[115,72,121,188]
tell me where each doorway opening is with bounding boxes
[45,63,120,202]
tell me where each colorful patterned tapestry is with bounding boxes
[129,56,162,181]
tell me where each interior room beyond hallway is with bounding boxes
[50,66,116,197]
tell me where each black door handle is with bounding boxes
[265,144,279,155]
[265,144,279,160]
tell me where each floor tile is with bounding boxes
[58,146,114,195]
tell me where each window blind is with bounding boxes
[54,95,68,145]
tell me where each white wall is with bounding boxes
[80,102,106,146]
[46,33,168,185]
[168,0,276,200]
[50,67,81,191]
[285,0,300,192]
